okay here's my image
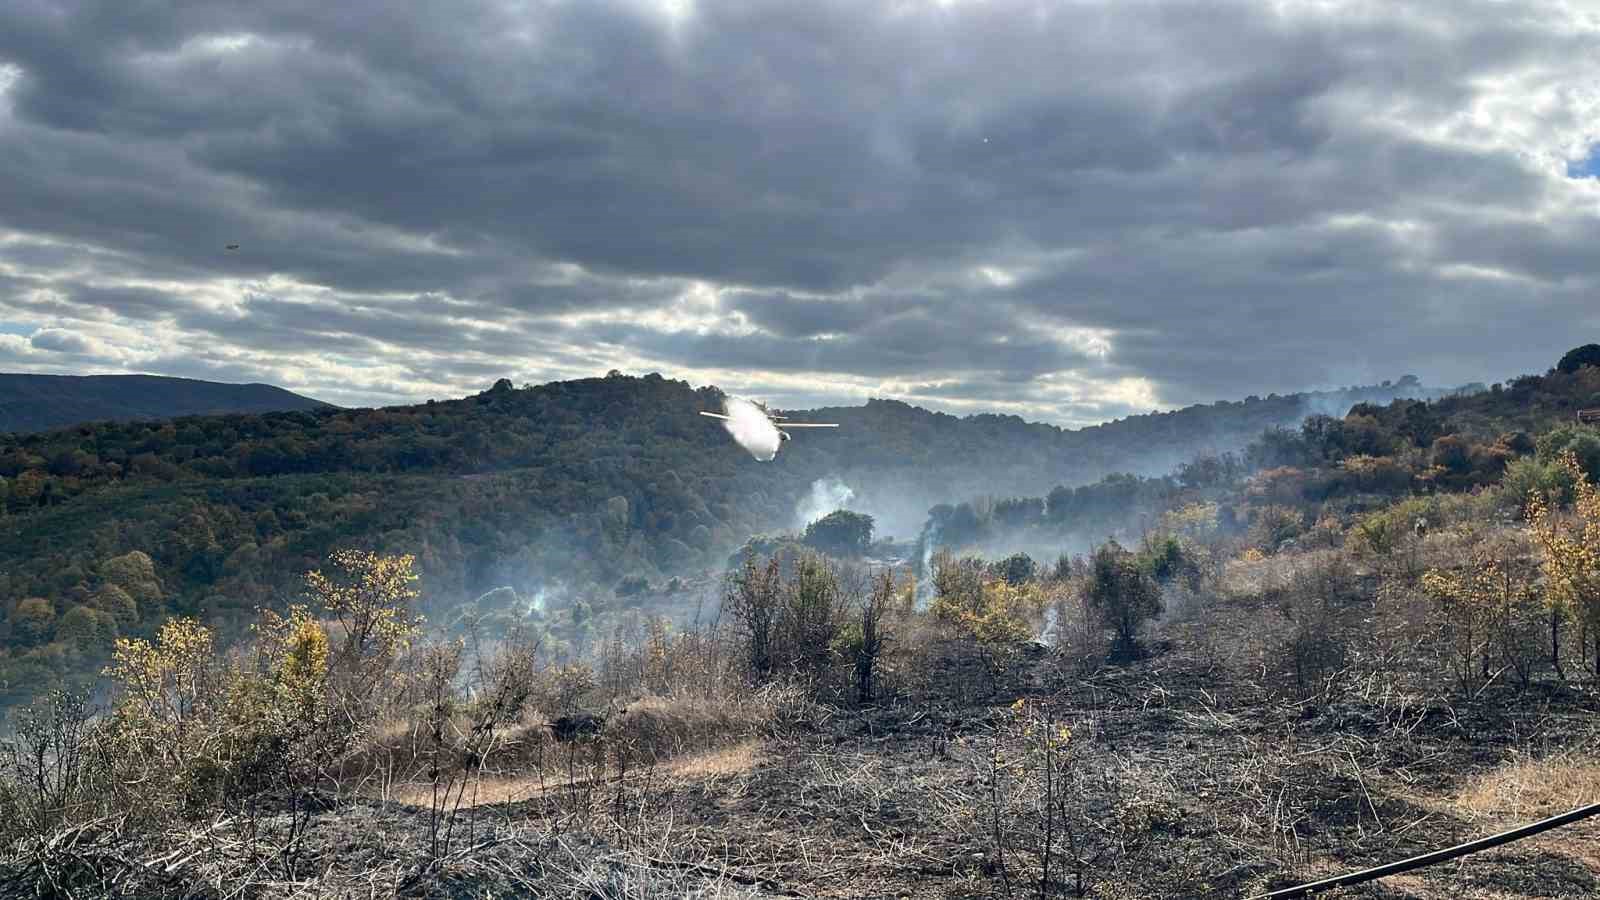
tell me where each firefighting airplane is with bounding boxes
[700,397,837,461]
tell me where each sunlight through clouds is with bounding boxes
[0,0,1597,419]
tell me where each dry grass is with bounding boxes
[667,739,765,779]
[348,691,776,785]
[378,739,768,809]
[1456,753,1600,820]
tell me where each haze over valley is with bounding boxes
[3,0,1600,897]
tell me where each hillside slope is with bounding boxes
[0,373,332,434]
[0,371,1479,705]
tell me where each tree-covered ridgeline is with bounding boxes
[0,361,1588,708]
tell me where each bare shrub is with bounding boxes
[0,690,106,840]
[839,570,895,704]
[722,557,782,681]
[970,699,1082,896]
[1047,581,1109,676]
[1265,552,1364,704]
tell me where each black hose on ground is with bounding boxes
[1246,799,1600,899]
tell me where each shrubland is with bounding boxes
[2,351,1600,896]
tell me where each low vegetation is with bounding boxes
[3,350,1600,897]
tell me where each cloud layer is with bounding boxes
[2,0,1597,421]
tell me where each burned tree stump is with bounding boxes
[550,713,605,742]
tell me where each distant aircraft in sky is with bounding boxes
[700,397,837,461]
[225,244,240,251]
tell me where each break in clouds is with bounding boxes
[1,0,1598,421]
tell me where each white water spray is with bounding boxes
[719,397,783,461]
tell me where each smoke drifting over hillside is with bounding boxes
[794,477,857,531]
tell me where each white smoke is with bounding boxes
[914,520,940,610]
[720,396,783,461]
[794,476,857,531]
[523,585,552,618]
[1037,604,1059,644]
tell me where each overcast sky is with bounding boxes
[2,0,1597,424]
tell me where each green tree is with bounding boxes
[56,605,117,653]
[11,597,56,647]
[1500,455,1580,512]
[802,510,875,557]
[1556,343,1600,375]
[990,552,1037,586]
[99,551,163,608]
[89,584,139,631]
[1138,535,1197,589]
[1536,425,1600,482]
[1086,541,1162,655]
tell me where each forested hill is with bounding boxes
[0,370,1469,705]
[0,373,332,435]
[788,374,1473,497]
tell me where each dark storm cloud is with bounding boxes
[1,0,1597,418]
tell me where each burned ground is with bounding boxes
[7,625,1595,900]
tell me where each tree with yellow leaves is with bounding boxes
[245,604,332,725]
[98,551,424,822]
[933,576,1045,648]
[304,549,423,713]
[1421,533,1542,691]
[104,617,219,772]
[932,575,1048,695]
[1527,450,1600,677]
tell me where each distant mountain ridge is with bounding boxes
[0,373,333,434]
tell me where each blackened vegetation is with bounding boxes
[550,712,605,742]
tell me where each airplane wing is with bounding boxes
[778,422,838,427]
[699,411,731,420]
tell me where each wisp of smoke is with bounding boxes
[1037,604,1059,644]
[721,396,783,461]
[795,476,856,531]
[914,519,940,610]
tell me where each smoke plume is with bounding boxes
[915,518,940,609]
[795,476,857,531]
[1037,604,1059,644]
